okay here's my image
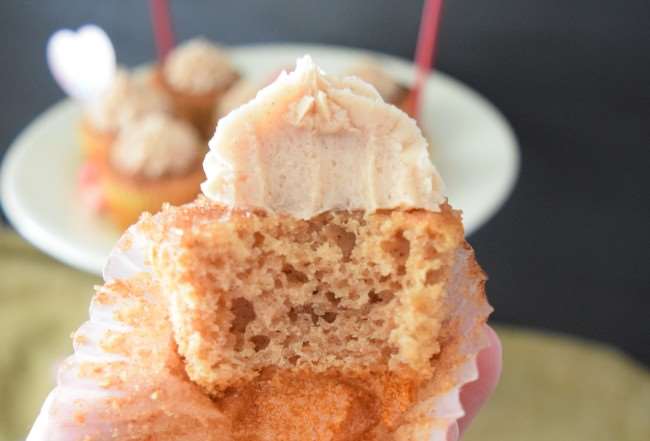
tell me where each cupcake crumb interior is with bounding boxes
[147,197,464,396]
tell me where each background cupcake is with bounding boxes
[346,59,416,117]
[213,78,260,123]
[100,113,205,229]
[80,68,172,159]
[154,38,239,138]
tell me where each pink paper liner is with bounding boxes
[27,221,491,440]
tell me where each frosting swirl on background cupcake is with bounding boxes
[163,38,238,94]
[110,113,201,179]
[85,68,172,132]
[215,78,260,119]
[346,59,403,104]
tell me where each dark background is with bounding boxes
[0,1,648,364]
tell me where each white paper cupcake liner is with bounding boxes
[27,223,492,441]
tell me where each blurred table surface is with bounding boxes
[0,0,648,367]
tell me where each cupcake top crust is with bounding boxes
[85,68,172,132]
[110,113,202,179]
[163,38,238,94]
[202,56,444,219]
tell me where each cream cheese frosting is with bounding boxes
[110,113,201,179]
[163,38,238,94]
[85,68,172,132]
[202,56,444,218]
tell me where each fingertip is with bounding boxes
[479,323,502,375]
[446,421,459,441]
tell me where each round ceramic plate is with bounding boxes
[1,43,519,275]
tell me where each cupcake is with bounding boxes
[347,59,416,117]
[27,57,490,440]
[79,68,172,159]
[212,68,291,126]
[213,78,260,122]
[154,38,239,138]
[100,113,205,229]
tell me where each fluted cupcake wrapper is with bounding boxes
[27,221,491,441]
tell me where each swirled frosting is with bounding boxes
[110,113,201,179]
[201,56,444,219]
[163,38,237,94]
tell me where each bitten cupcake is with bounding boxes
[79,68,172,159]
[347,59,416,117]
[27,57,491,441]
[154,38,239,138]
[100,113,205,229]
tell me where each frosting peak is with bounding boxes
[201,56,444,218]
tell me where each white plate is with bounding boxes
[1,43,519,275]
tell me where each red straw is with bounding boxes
[413,0,444,119]
[149,0,176,61]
